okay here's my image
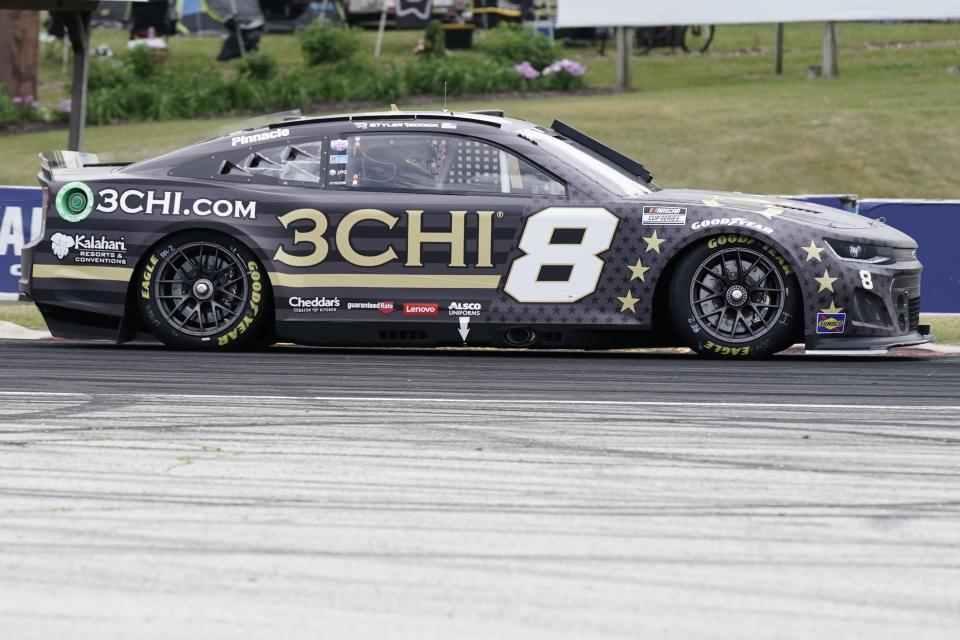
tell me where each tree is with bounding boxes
[0,10,40,100]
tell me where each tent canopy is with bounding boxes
[557,0,960,28]
[178,0,264,34]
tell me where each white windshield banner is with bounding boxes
[557,0,960,27]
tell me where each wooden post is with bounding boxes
[615,26,632,89]
[0,10,40,100]
[374,0,388,57]
[774,23,784,75]
[822,21,838,78]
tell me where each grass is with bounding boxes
[0,303,48,330]
[32,21,960,105]
[2,302,958,344]
[9,21,960,196]
[925,315,960,345]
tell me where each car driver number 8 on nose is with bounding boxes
[505,207,620,303]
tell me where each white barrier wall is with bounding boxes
[557,0,960,27]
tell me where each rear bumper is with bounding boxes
[18,237,37,301]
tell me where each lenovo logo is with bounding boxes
[403,303,438,316]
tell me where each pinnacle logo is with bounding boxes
[231,128,290,147]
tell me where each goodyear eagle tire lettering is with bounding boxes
[135,231,270,350]
[669,237,800,359]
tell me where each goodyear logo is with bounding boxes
[816,312,846,334]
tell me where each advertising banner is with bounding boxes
[0,187,42,300]
[557,0,960,27]
[859,200,960,314]
[396,0,434,30]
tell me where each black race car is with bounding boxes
[21,110,929,357]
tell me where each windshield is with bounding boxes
[518,128,653,197]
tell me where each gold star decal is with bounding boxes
[643,231,666,254]
[815,270,838,292]
[617,290,640,313]
[801,241,824,262]
[627,258,650,282]
[820,300,844,313]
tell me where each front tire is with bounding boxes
[669,237,800,358]
[136,231,270,350]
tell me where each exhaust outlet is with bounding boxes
[503,327,537,347]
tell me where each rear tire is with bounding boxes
[136,231,270,350]
[669,237,800,358]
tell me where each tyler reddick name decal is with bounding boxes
[96,189,257,219]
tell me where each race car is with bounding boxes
[21,110,929,357]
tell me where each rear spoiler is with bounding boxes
[39,150,129,179]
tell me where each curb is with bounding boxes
[0,321,52,340]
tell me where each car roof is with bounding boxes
[223,110,521,138]
[124,110,535,176]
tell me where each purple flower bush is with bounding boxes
[514,60,541,79]
[543,59,586,77]
[513,58,587,91]
[0,90,45,127]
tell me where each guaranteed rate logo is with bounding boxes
[346,301,395,314]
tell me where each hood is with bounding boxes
[650,189,882,229]
[643,189,916,247]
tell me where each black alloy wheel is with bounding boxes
[670,239,800,358]
[137,231,270,350]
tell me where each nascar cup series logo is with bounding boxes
[642,206,687,225]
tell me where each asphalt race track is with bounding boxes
[1,340,959,639]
